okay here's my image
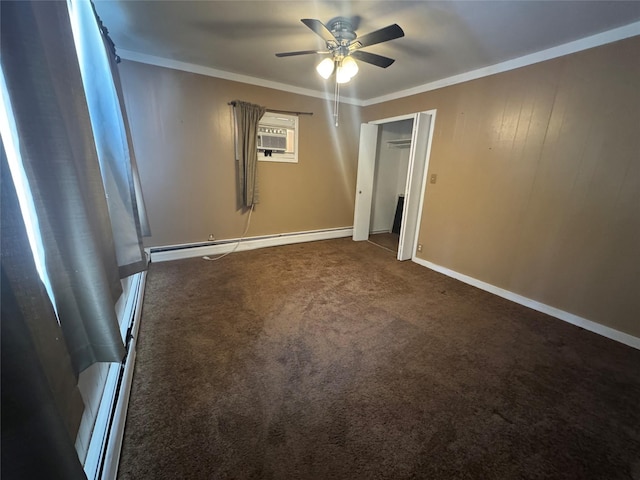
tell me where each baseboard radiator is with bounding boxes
[81,271,147,480]
[148,227,354,263]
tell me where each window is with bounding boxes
[258,112,298,163]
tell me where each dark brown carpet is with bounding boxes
[118,238,640,480]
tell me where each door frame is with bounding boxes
[354,109,437,261]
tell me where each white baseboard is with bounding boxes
[412,257,640,350]
[148,227,354,263]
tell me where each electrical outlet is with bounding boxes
[417,244,423,252]
[430,174,437,184]
[208,234,215,241]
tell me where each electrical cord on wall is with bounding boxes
[202,204,254,262]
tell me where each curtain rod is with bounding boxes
[228,101,313,116]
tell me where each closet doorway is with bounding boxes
[353,111,435,260]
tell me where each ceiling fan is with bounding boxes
[276,17,404,81]
[276,17,404,126]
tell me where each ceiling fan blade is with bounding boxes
[275,50,328,57]
[351,50,395,68]
[350,24,404,50]
[301,18,337,43]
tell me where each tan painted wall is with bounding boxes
[364,37,640,337]
[119,60,361,248]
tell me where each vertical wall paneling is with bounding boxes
[118,61,360,248]
[363,37,640,337]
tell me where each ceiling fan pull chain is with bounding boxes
[334,76,340,127]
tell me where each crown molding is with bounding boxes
[118,21,639,109]
[117,49,364,106]
[363,21,640,106]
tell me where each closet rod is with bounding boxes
[228,101,313,116]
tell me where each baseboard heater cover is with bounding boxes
[83,271,147,480]
[148,227,354,263]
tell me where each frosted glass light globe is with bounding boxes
[316,58,335,79]
[341,56,359,78]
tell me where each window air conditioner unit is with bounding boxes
[258,126,287,152]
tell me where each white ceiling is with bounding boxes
[94,1,640,104]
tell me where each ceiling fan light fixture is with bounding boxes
[336,57,358,84]
[336,65,352,84]
[341,56,358,78]
[279,17,403,125]
[316,58,335,79]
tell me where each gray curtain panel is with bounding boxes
[109,52,152,238]
[72,0,149,277]
[1,0,126,372]
[234,100,266,207]
[1,147,86,479]
[92,2,151,238]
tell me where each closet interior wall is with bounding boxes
[370,119,414,233]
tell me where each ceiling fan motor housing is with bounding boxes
[327,18,358,60]
[328,18,357,43]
